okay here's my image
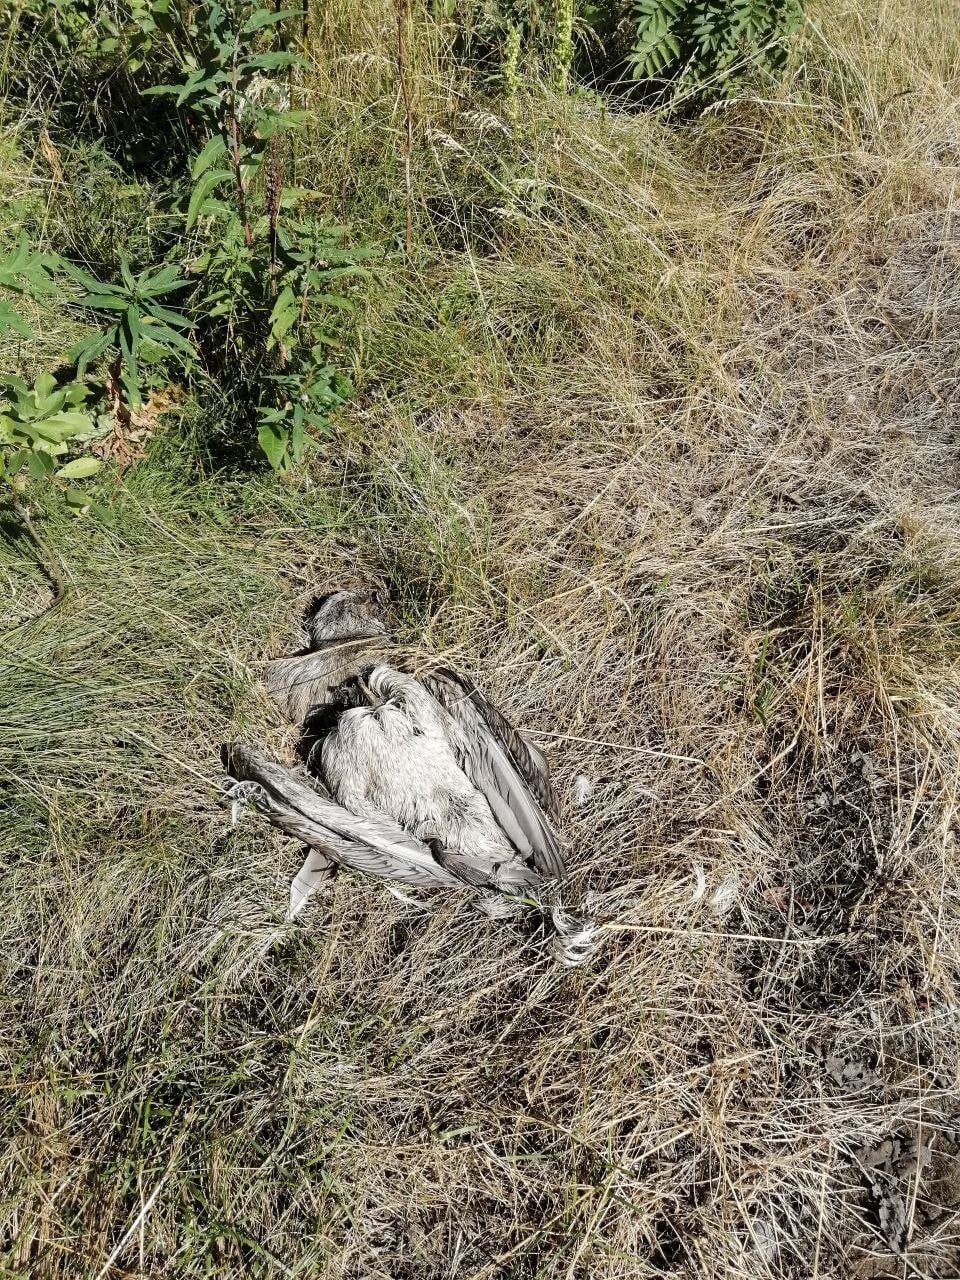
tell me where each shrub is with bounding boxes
[630,0,804,90]
[141,0,371,471]
[0,0,370,479]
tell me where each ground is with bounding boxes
[2,1,960,1277]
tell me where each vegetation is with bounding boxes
[630,0,803,85]
[0,0,367,492]
[4,1,960,1278]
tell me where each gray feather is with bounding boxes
[265,639,386,725]
[420,668,564,879]
[287,848,336,920]
[223,743,462,889]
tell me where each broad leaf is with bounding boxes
[244,51,303,72]
[267,285,299,348]
[69,330,116,374]
[138,264,192,297]
[77,294,129,313]
[187,168,235,228]
[0,300,32,338]
[63,488,112,522]
[27,451,55,478]
[191,134,228,180]
[56,456,103,480]
[257,421,288,470]
[240,8,302,35]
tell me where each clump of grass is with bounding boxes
[3,1,960,1277]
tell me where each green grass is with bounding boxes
[3,1,960,1276]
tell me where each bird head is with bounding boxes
[304,589,387,648]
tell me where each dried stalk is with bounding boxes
[395,0,414,255]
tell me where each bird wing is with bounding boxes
[223,743,462,890]
[418,667,565,880]
[264,638,385,726]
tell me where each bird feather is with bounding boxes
[222,743,462,888]
[265,638,387,725]
[287,848,336,920]
[420,667,564,879]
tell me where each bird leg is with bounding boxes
[223,777,271,827]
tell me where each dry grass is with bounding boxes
[3,1,960,1276]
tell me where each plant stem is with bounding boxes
[229,111,253,249]
[395,0,414,255]
[229,41,252,249]
[266,133,282,288]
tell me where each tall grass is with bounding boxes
[3,1,960,1276]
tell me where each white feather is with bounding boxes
[689,861,708,903]
[572,774,594,806]
[709,874,740,915]
[550,905,601,967]
[286,848,335,921]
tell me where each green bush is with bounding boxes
[0,0,371,482]
[630,0,804,90]
[142,0,372,472]
[430,1,803,99]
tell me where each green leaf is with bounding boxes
[63,488,112,522]
[119,254,136,293]
[310,292,355,310]
[0,234,55,298]
[61,383,89,408]
[27,451,54,478]
[256,110,310,139]
[120,305,142,408]
[303,411,333,432]
[191,134,228,179]
[267,285,299,348]
[137,264,191,297]
[176,65,216,106]
[143,302,194,329]
[241,7,302,34]
[124,303,142,350]
[77,293,129,313]
[0,300,32,338]
[278,186,310,209]
[69,330,115,374]
[59,260,109,291]
[257,421,288,471]
[139,323,196,358]
[34,371,57,403]
[187,168,234,228]
[56,456,103,480]
[0,375,28,399]
[244,51,303,72]
[31,412,94,442]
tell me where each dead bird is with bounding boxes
[224,591,595,962]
